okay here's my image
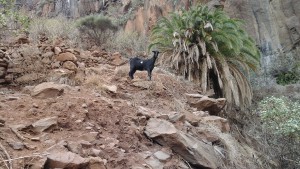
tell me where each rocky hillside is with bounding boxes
[0,37,267,168]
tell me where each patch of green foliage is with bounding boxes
[0,0,30,33]
[276,70,299,85]
[258,96,300,168]
[259,96,300,140]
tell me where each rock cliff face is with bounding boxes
[224,0,300,77]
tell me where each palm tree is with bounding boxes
[149,5,260,109]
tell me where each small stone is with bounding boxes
[168,112,185,123]
[7,96,19,101]
[45,151,88,168]
[0,118,5,124]
[80,140,93,148]
[75,119,82,123]
[82,103,87,108]
[54,47,62,55]
[153,151,171,162]
[8,141,25,150]
[91,148,101,156]
[86,126,93,130]
[145,156,163,169]
[55,52,77,62]
[33,103,39,108]
[156,114,169,120]
[31,137,40,141]
[67,141,82,154]
[24,144,37,150]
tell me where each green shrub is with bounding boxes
[0,0,30,39]
[258,96,300,168]
[276,71,299,85]
[259,96,300,139]
[77,15,118,46]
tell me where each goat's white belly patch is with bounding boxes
[140,61,143,64]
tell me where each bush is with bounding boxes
[77,15,118,46]
[257,96,300,168]
[28,16,80,46]
[275,70,299,85]
[259,96,300,139]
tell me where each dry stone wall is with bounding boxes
[0,50,9,84]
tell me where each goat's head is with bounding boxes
[152,51,160,58]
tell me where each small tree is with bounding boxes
[77,15,118,46]
[149,5,260,109]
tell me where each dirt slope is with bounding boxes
[0,65,202,168]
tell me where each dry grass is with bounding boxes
[28,16,80,47]
[105,31,149,57]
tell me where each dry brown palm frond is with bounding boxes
[173,51,181,70]
[219,58,240,106]
[201,59,208,93]
[206,52,212,69]
[194,45,200,68]
[198,37,206,55]
[211,57,223,89]
[230,66,253,107]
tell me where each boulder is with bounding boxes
[201,116,230,133]
[88,157,106,169]
[63,61,77,71]
[55,52,77,62]
[144,118,220,169]
[31,116,58,133]
[186,94,226,115]
[31,82,67,99]
[45,151,89,168]
[137,106,157,119]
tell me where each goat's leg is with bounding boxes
[129,69,136,79]
[147,70,152,81]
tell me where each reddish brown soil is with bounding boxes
[0,67,200,168]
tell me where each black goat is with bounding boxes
[129,51,160,80]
